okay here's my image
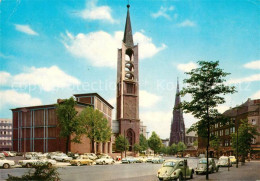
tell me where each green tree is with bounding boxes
[179,61,236,180]
[231,119,260,163]
[210,136,221,158]
[115,135,129,158]
[148,131,162,154]
[55,97,85,153]
[133,143,141,154]
[169,143,178,155]
[139,134,148,152]
[159,145,168,155]
[177,142,187,157]
[193,140,198,147]
[78,107,112,153]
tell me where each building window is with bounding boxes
[252,138,256,144]
[252,119,256,125]
[219,130,223,136]
[225,140,229,146]
[225,129,229,135]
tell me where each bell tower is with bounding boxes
[116,4,140,151]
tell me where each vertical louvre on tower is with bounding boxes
[116,4,140,151]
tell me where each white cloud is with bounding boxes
[244,60,260,70]
[227,74,260,84]
[177,20,196,27]
[62,30,166,68]
[251,90,260,99]
[217,105,230,113]
[151,6,175,20]
[177,62,198,72]
[0,90,42,108]
[140,111,172,139]
[0,72,11,85]
[140,90,162,108]
[1,66,81,92]
[79,0,116,23]
[14,24,38,35]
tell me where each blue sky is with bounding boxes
[1,0,260,138]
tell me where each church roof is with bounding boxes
[123,5,134,47]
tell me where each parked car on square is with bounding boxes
[84,153,98,160]
[95,156,115,165]
[70,155,94,166]
[51,153,72,162]
[217,156,232,167]
[152,156,165,164]
[157,159,194,181]
[2,151,10,157]
[24,152,38,159]
[229,156,237,164]
[0,153,5,158]
[5,151,16,157]
[67,152,79,159]
[195,158,218,174]
[136,156,147,163]
[121,157,137,164]
[18,157,56,168]
[0,157,15,169]
[146,156,154,163]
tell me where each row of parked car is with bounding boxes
[157,156,237,180]
[121,156,165,164]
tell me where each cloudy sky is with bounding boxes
[1,0,260,139]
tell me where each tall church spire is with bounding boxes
[123,4,134,47]
[174,77,181,109]
[169,78,186,146]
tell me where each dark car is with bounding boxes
[195,158,218,174]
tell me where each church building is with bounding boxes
[169,79,186,146]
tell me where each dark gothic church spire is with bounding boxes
[123,4,134,47]
[169,78,186,146]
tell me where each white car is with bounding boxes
[95,156,115,165]
[0,157,15,169]
[24,152,39,159]
[84,153,97,160]
[51,153,72,162]
[0,153,5,158]
[18,157,56,168]
[5,151,15,157]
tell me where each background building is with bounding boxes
[161,138,170,147]
[169,79,185,145]
[12,93,113,154]
[0,119,12,151]
[185,128,198,147]
[198,98,260,158]
[140,121,147,139]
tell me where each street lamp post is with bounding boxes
[124,130,126,158]
[236,117,239,168]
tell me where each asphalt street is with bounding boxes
[1,157,260,181]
